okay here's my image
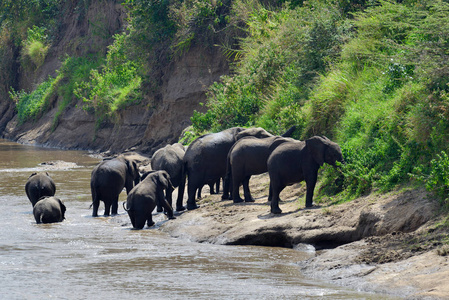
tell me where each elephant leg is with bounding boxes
[209,183,215,194]
[187,180,199,210]
[165,187,174,208]
[147,214,155,227]
[232,172,244,203]
[270,183,284,214]
[156,202,163,213]
[156,193,163,213]
[92,200,100,217]
[104,201,111,216]
[305,176,317,208]
[222,173,231,200]
[197,186,203,199]
[176,174,186,211]
[268,183,272,202]
[92,190,100,217]
[111,198,119,215]
[215,178,221,194]
[161,199,176,220]
[243,176,254,202]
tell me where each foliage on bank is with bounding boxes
[2,0,449,204]
[191,0,449,204]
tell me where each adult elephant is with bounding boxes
[123,170,175,229]
[222,136,295,203]
[90,155,140,217]
[33,196,66,224]
[183,126,296,210]
[151,143,186,212]
[267,136,343,214]
[25,172,56,207]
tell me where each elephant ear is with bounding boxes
[158,171,174,190]
[58,198,67,217]
[126,159,139,179]
[306,136,327,166]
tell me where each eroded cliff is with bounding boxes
[0,0,229,153]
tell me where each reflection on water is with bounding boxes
[0,139,397,299]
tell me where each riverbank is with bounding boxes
[157,173,449,299]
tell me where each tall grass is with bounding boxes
[191,0,449,203]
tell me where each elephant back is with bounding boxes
[151,144,185,187]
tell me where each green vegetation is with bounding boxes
[10,75,58,123]
[74,33,142,127]
[21,25,49,70]
[2,0,449,205]
[191,0,449,204]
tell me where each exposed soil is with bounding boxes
[0,1,229,154]
[156,173,449,299]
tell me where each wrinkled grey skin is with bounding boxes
[222,136,295,203]
[25,172,56,207]
[124,170,175,229]
[90,156,140,217]
[33,196,66,224]
[151,143,186,212]
[267,136,343,214]
[183,127,275,210]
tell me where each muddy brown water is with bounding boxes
[0,139,399,299]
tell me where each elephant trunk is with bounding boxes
[122,201,130,212]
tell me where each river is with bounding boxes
[0,139,399,299]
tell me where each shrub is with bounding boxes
[74,33,142,127]
[21,26,49,69]
[413,151,449,205]
[10,76,58,123]
[192,1,347,136]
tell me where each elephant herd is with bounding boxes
[25,126,344,229]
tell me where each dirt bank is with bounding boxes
[154,173,449,299]
[0,1,229,154]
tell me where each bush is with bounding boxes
[413,151,449,205]
[74,33,142,127]
[21,26,49,69]
[192,1,348,136]
[10,76,57,123]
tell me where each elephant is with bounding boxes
[267,136,343,214]
[182,127,276,210]
[183,126,297,210]
[33,196,66,224]
[25,172,56,207]
[90,155,140,217]
[151,143,186,212]
[222,136,295,203]
[123,170,175,229]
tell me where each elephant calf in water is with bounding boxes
[33,196,66,224]
[124,170,176,229]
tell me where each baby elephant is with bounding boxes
[33,196,66,224]
[25,172,56,207]
[124,170,176,229]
